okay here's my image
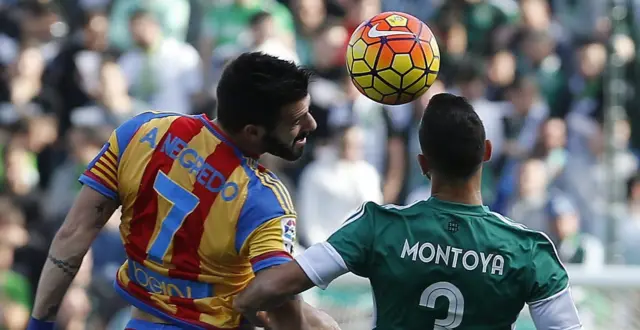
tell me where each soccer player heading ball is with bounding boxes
[235,94,583,330]
[27,53,339,330]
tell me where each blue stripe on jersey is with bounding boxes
[252,256,293,273]
[114,112,178,158]
[235,165,287,253]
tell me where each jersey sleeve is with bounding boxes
[78,111,174,201]
[526,233,570,303]
[236,171,296,273]
[528,288,582,330]
[325,202,376,277]
[79,131,120,200]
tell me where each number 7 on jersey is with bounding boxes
[147,172,200,264]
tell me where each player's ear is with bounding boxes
[243,124,266,141]
[417,153,430,176]
[483,140,492,162]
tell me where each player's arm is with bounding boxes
[28,133,121,330]
[234,202,376,316]
[526,234,583,330]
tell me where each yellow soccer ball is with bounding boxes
[346,12,441,105]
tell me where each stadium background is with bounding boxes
[0,0,640,329]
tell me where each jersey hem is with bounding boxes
[527,284,570,306]
[114,280,212,330]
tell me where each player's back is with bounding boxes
[80,111,297,329]
[346,198,568,330]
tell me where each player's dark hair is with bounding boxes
[216,52,312,132]
[419,93,486,180]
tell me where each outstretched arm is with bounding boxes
[29,187,118,327]
[234,261,314,314]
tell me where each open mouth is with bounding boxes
[294,132,309,146]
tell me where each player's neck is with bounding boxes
[212,120,262,158]
[429,177,483,206]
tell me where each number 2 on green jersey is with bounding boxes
[419,281,465,329]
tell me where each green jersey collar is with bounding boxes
[426,197,490,215]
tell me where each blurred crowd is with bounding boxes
[1,0,640,329]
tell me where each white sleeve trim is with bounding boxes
[294,242,349,290]
[528,287,583,330]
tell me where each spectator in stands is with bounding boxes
[531,118,569,180]
[0,43,60,125]
[45,10,116,136]
[199,0,295,91]
[328,72,408,203]
[485,50,517,102]
[42,125,109,224]
[297,125,382,246]
[0,197,30,330]
[508,158,552,233]
[501,75,549,162]
[108,0,190,50]
[517,30,569,117]
[118,9,202,114]
[561,120,638,239]
[55,252,93,330]
[548,193,605,269]
[70,59,146,128]
[290,0,327,65]
[249,11,300,63]
[311,21,348,80]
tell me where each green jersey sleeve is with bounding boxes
[527,233,569,303]
[326,202,377,277]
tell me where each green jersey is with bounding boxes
[295,198,582,330]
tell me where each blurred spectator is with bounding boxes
[250,11,300,63]
[45,9,116,135]
[0,197,30,330]
[434,0,519,57]
[501,75,549,161]
[485,50,516,101]
[118,9,202,114]
[0,43,60,125]
[311,20,348,80]
[548,193,605,268]
[560,120,638,238]
[328,72,409,203]
[108,0,190,50]
[508,158,551,233]
[199,0,295,91]
[43,126,109,224]
[531,118,569,180]
[70,59,147,128]
[297,125,382,246]
[290,0,327,65]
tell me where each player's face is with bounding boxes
[264,95,316,161]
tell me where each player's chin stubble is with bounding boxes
[263,133,304,161]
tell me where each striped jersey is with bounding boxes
[79,111,297,329]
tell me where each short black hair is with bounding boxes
[216,52,312,132]
[419,93,486,180]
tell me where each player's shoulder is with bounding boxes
[484,210,558,249]
[238,162,296,223]
[342,200,425,225]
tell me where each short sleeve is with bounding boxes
[236,169,296,273]
[326,202,376,277]
[240,215,296,273]
[79,132,120,200]
[527,234,570,303]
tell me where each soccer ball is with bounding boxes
[346,12,440,105]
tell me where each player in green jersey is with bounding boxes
[233,93,582,330]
